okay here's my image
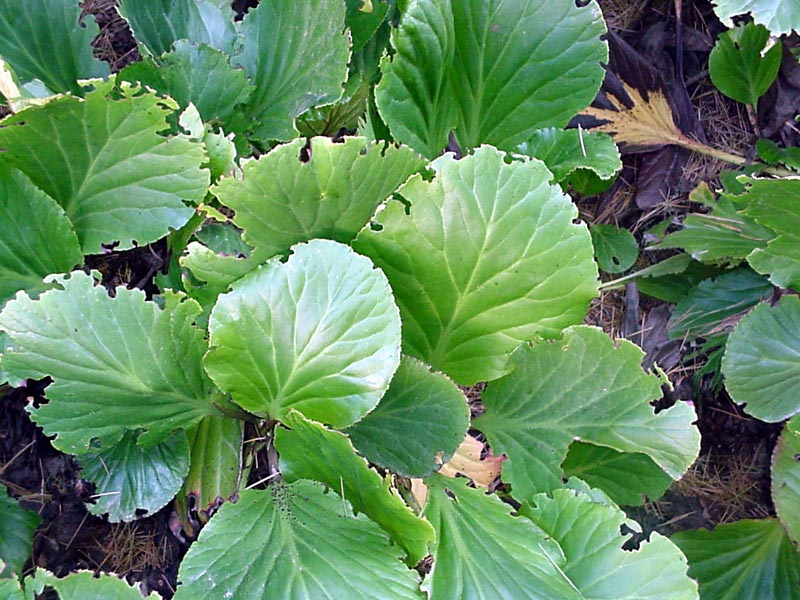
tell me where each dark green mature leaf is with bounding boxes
[562,443,673,506]
[773,416,800,545]
[347,356,469,477]
[119,0,236,56]
[709,22,782,106]
[354,146,598,385]
[276,411,435,564]
[174,483,424,600]
[234,0,350,141]
[0,82,209,254]
[712,0,800,36]
[80,430,190,522]
[475,326,699,499]
[422,474,581,600]
[119,41,253,124]
[204,240,401,428]
[0,168,82,306]
[376,0,608,157]
[722,295,800,422]
[0,0,108,95]
[212,136,425,258]
[0,483,40,578]
[672,519,800,600]
[0,273,220,454]
[590,224,639,274]
[347,0,391,52]
[522,489,698,599]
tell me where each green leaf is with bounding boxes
[668,268,773,340]
[354,146,598,385]
[174,482,424,600]
[522,488,698,599]
[213,136,425,258]
[712,0,800,36]
[0,82,209,254]
[516,128,621,185]
[741,177,800,290]
[672,519,800,600]
[422,474,582,600]
[80,430,190,522]
[561,443,673,506]
[0,484,40,578]
[347,0,391,52]
[204,239,401,428]
[590,224,639,274]
[0,577,23,600]
[722,295,800,422]
[709,22,782,106]
[0,272,220,454]
[119,41,253,125]
[276,411,435,564]
[119,0,236,56]
[0,168,82,306]
[474,326,700,499]
[773,416,800,545]
[346,356,469,477]
[376,0,607,157]
[29,570,161,600]
[0,0,108,95]
[234,0,350,141]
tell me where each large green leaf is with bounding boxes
[0,168,82,306]
[346,356,469,477]
[422,474,581,600]
[741,178,800,290]
[722,295,800,422]
[712,0,800,36]
[212,136,425,258]
[119,0,236,56]
[174,482,424,600]
[0,273,220,454]
[0,484,40,578]
[0,0,108,95]
[0,82,209,254]
[709,22,782,106]
[522,488,698,599]
[354,146,598,385]
[474,326,700,500]
[376,0,607,157]
[672,519,800,600]
[80,430,190,522]
[234,0,350,141]
[27,570,161,600]
[204,239,401,427]
[773,416,800,545]
[276,411,435,564]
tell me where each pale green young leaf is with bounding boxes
[522,488,698,599]
[29,570,162,600]
[0,272,220,454]
[712,0,800,36]
[474,326,699,500]
[234,0,350,141]
[213,136,425,257]
[276,411,435,564]
[0,168,82,306]
[0,83,209,254]
[0,578,23,600]
[672,519,800,600]
[204,240,401,428]
[354,146,598,385]
[773,416,800,545]
[0,0,108,95]
[722,295,800,422]
[709,22,782,106]
[80,430,190,522]
[0,483,40,579]
[422,474,582,600]
[118,0,236,56]
[376,0,607,157]
[174,483,424,600]
[346,356,470,477]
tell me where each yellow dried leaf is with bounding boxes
[438,434,504,488]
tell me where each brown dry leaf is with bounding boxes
[437,434,505,488]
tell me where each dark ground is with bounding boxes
[0,0,793,596]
